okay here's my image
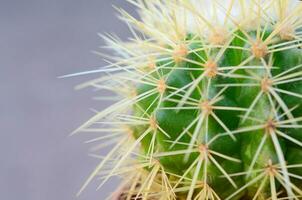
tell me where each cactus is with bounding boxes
[72,0,302,199]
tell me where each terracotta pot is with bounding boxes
[111,188,124,200]
[111,186,138,200]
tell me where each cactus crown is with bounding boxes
[73,0,302,199]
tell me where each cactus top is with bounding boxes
[72,1,302,199]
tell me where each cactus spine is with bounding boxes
[73,0,302,199]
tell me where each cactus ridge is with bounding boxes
[72,0,302,199]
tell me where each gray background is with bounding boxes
[0,1,135,199]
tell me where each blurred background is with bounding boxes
[0,0,136,199]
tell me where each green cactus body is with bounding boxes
[74,1,302,199]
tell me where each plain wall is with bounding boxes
[0,1,135,199]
